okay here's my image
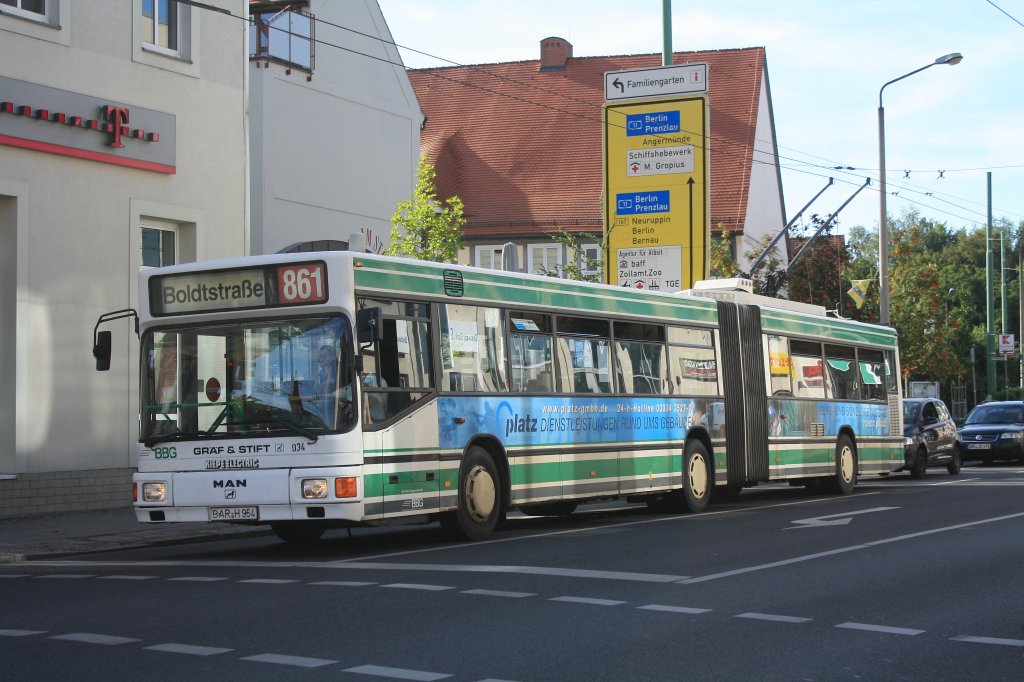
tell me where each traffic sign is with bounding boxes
[604,63,708,101]
[603,96,708,291]
[998,333,1015,355]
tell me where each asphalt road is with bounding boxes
[2,464,1023,681]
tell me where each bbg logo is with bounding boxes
[153,446,177,459]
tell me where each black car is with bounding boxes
[902,398,961,477]
[958,400,1024,464]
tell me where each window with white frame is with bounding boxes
[475,245,503,270]
[141,223,177,269]
[141,0,184,56]
[528,243,561,276]
[0,0,47,20]
[580,243,602,278]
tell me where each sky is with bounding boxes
[378,0,1024,236]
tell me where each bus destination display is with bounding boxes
[151,261,327,315]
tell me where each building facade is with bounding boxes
[409,39,787,278]
[0,0,248,517]
[247,0,421,255]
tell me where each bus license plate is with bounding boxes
[967,443,991,450]
[209,506,258,521]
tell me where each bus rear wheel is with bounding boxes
[831,435,857,495]
[445,446,502,541]
[682,440,712,513]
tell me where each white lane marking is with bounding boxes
[0,575,30,579]
[344,664,452,680]
[241,653,336,668]
[736,612,812,624]
[951,635,1024,647]
[550,596,626,606]
[786,506,899,529]
[930,478,981,485]
[320,562,688,583]
[145,642,234,656]
[381,583,455,591]
[99,575,158,581]
[309,580,376,587]
[680,510,1024,584]
[334,494,881,563]
[51,632,141,645]
[638,604,710,614]
[461,588,535,598]
[836,622,924,636]
[237,578,299,584]
[167,576,229,582]
[0,629,45,637]
[34,574,94,579]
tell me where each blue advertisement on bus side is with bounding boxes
[437,396,891,450]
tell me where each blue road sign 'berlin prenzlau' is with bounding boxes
[616,190,670,215]
[626,111,681,137]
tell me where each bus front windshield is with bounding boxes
[141,316,356,445]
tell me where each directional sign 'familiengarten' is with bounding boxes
[604,63,708,101]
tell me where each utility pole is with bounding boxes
[662,0,672,66]
[986,172,995,399]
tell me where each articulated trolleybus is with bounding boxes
[94,251,904,543]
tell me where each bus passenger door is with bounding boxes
[716,302,769,485]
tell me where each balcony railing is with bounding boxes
[250,7,315,78]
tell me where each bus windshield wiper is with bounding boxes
[268,419,320,443]
[143,430,210,448]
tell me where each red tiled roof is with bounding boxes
[409,46,767,239]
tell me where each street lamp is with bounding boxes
[878,52,963,326]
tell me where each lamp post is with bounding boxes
[877,52,963,326]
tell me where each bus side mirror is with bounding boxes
[93,330,112,371]
[356,307,383,345]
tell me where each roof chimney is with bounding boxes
[539,37,572,71]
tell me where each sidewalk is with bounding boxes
[0,508,271,563]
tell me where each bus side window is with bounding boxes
[509,311,553,392]
[666,327,717,396]
[356,299,433,425]
[614,321,667,395]
[825,345,858,400]
[789,339,825,399]
[766,335,792,396]
[555,315,612,394]
[857,348,886,402]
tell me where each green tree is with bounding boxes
[386,160,465,263]
[709,227,740,278]
[888,211,964,385]
[788,214,850,312]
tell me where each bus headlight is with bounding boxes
[142,482,167,502]
[302,478,329,499]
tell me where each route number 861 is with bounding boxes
[278,264,327,304]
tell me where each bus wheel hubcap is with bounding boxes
[688,454,708,498]
[839,446,854,483]
[465,465,496,522]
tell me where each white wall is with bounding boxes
[0,0,247,476]
[739,71,787,270]
[249,0,421,255]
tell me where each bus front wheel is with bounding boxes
[831,435,857,495]
[446,446,502,541]
[682,440,712,513]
